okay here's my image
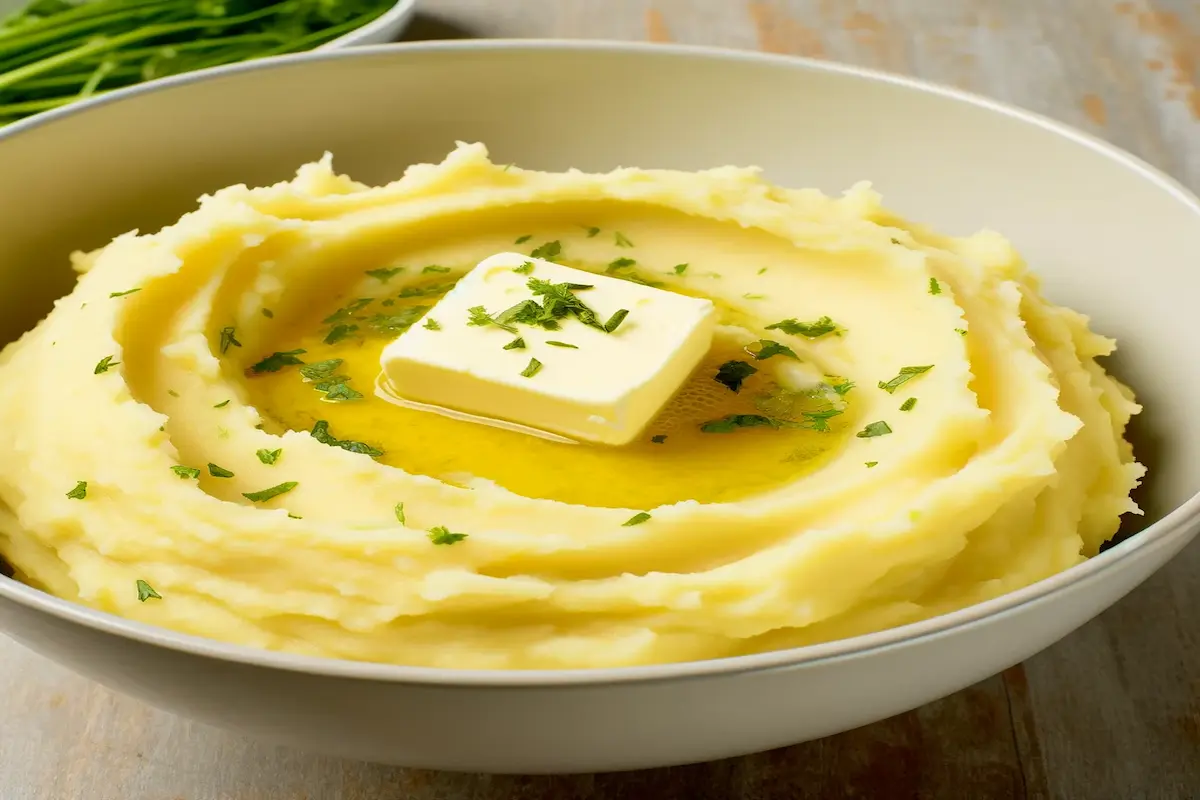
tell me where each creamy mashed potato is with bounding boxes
[0,144,1143,669]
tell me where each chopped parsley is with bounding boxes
[956,328,967,336]
[428,525,467,545]
[673,263,688,275]
[765,316,841,338]
[878,365,933,394]
[714,360,758,393]
[545,341,578,349]
[324,324,359,345]
[219,326,242,354]
[256,448,282,465]
[319,379,363,402]
[743,293,766,300]
[900,397,918,411]
[529,240,562,260]
[468,305,519,334]
[603,309,630,333]
[514,234,533,245]
[866,461,878,468]
[310,420,383,456]
[513,261,535,275]
[700,414,777,433]
[622,512,651,526]
[798,408,845,432]
[857,421,893,438]
[394,502,405,524]
[136,579,161,602]
[299,359,343,381]
[213,399,231,408]
[520,358,543,378]
[249,349,306,374]
[757,267,768,275]
[261,308,274,319]
[171,465,200,479]
[207,463,234,478]
[747,340,798,360]
[614,232,634,248]
[322,298,372,324]
[367,306,429,335]
[422,265,451,274]
[398,282,456,299]
[242,481,298,503]
[651,435,667,444]
[584,226,601,238]
[167,389,179,398]
[828,378,855,396]
[93,355,119,374]
[381,299,395,307]
[423,318,441,331]
[109,288,141,298]
[366,266,404,283]
[66,481,87,499]
[929,277,941,295]
[504,337,526,350]
[606,257,636,273]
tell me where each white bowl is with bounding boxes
[0,42,1197,775]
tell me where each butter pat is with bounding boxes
[380,252,717,445]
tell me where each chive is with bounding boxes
[109,288,141,298]
[545,341,578,349]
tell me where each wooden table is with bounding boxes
[4,1,1199,798]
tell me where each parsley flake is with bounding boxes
[207,463,234,478]
[324,324,359,345]
[423,318,441,331]
[607,257,636,273]
[956,328,968,336]
[213,399,231,408]
[929,277,941,295]
[714,360,758,393]
[323,298,372,323]
[513,261,535,275]
[614,232,634,248]
[136,579,161,602]
[866,461,879,468]
[765,316,841,338]
[66,481,87,499]
[758,267,768,275]
[514,234,533,245]
[743,293,766,300]
[394,502,406,524]
[93,355,119,374]
[651,435,667,444]
[249,349,306,374]
[219,326,242,354]
[422,265,451,274]
[700,414,777,433]
[319,379,363,402]
[310,420,383,456]
[366,266,404,283]
[504,337,526,350]
[242,481,298,503]
[529,240,562,260]
[603,309,630,333]
[622,512,651,526]
[299,359,343,381]
[584,226,600,238]
[545,341,578,349]
[747,339,798,360]
[256,448,282,465]
[900,397,918,411]
[828,378,855,396]
[428,526,467,545]
[171,465,200,479]
[109,288,141,298]
[673,263,688,275]
[857,421,893,438]
[261,308,274,319]
[520,358,543,378]
[468,305,519,334]
[878,365,933,394]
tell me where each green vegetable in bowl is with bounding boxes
[0,0,393,126]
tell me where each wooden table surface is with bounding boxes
[3,1,1199,798]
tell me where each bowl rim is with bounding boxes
[1,39,1198,687]
[318,0,418,50]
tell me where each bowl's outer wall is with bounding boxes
[0,45,1198,771]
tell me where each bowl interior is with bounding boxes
[0,42,1197,529]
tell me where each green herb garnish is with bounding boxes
[66,481,87,499]
[468,305,519,334]
[513,261,535,275]
[603,309,629,333]
[622,512,651,526]
[504,337,526,350]
[219,326,241,353]
[256,449,281,465]
[299,359,343,381]
[423,318,441,331]
[422,265,451,274]
[929,277,941,295]
[699,414,777,433]
[606,257,636,273]
[242,481,298,503]
[136,580,161,602]
[614,232,634,248]
[743,293,766,300]
[515,234,533,244]
[167,389,179,397]
[171,465,200,479]
[324,324,359,345]
[765,316,841,338]
[857,421,893,438]
[900,397,918,411]
[878,365,933,394]
[956,328,967,336]
[93,355,119,374]
[584,226,601,238]
[367,306,429,335]
[109,288,141,298]
[394,502,405,524]
[310,420,383,456]
[249,349,306,374]
[714,360,758,393]
[213,399,231,409]
[322,298,372,324]
[545,341,578,349]
[207,463,234,478]
[520,358,543,378]
[366,267,404,283]
[757,267,768,275]
[398,282,456,299]
[828,378,855,396]
[866,461,878,468]
[530,240,562,260]
[428,526,467,545]
[747,339,798,360]
[261,308,274,319]
[798,408,844,432]
[651,435,667,444]
[672,263,688,275]
[318,379,363,402]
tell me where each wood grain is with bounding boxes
[3,1,1198,798]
